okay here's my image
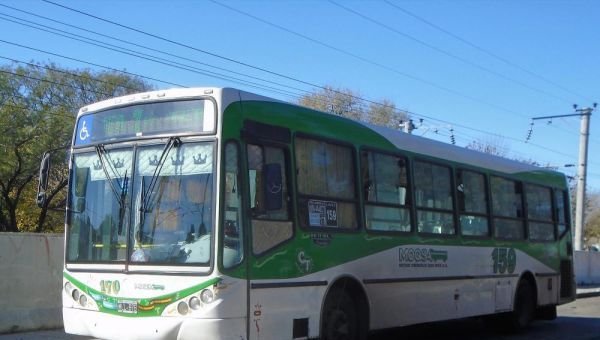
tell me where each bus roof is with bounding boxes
[77,86,566,186]
[362,121,565,183]
[77,87,281,117]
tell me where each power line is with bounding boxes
[209,0,539,121]
[41,0,334,95]
[0,5,416,121]
[0,69,112,97]
[0,39,186,88]
[330,0,573,107]
[45,0,536,122]
[6,3,594,171]
[0,9,312,99]
[382,0,596,103]
[0,55,143,92]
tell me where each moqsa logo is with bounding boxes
[398,247,448,263]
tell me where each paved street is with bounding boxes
[373,295,600,340]
[1,295,599,340]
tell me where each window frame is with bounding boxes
[220,139,245,270]
[524,183,556,243]
[246,142,293,222]
[360,147,413,234]
[243,138,296,256]
[294,133,361,232]
[412,158,457,237]
[455,168,491,238]
[554,188,571,240]
[490,175,526,240]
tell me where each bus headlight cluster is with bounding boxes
[169,288,217,316]
[64,281,96,310]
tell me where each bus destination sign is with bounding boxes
[74,99,215,146]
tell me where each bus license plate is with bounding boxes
[118,300,138,314]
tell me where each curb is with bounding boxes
[576,287,600,299]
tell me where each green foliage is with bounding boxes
[0,62,153,233]
[298,86,408,129]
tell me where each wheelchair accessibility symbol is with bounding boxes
[79,121,90,141]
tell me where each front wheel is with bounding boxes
[321,290,360,340]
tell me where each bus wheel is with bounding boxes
[321,290,360,340]
[510,280,536,330]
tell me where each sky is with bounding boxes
[1,0,599,190]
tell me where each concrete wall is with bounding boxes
[0,233,63,334]
[574,250,600,286]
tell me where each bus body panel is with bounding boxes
[63,308,246,340]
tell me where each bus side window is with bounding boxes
[361,150,411,232]
[295,137,358,229]
[457,170,489,237]
[526,184,555,241]
[491,176,525,239]
[223,142,243,268]
[247,143,293,255]
[554,189,569,237]
[414,160,455,235]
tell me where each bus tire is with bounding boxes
[321,289,361,340]
[509,279,536,331]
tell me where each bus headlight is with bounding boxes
[64,282,74,294]
[72,289,80,301]
[79,294,88,307]
[177,301,189,315]
[189,296,201,310]
[200,289,214,304]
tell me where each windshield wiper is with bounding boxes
[137,137,181,240]
[95,145,129,234]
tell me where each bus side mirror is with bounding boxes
[36,152,51,208]
[264,163,283,211]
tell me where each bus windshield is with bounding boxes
[66,141,215,266]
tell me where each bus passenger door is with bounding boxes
[242,121,297,340]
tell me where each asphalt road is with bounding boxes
[373,295,600,340]
[1,296,599,340]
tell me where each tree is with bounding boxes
[465,138,509,157]
[0,62,153,233]
[298,86,408,128]
[578,190,600,248]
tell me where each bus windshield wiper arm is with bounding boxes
[95,145,128,234]
[141,137,181,211]
[95,145,123,202]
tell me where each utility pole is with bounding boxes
[532,104,595,251]
[574,106,593,250]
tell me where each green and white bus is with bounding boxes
[37,87,575,340]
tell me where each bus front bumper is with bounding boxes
[63,308,246,340]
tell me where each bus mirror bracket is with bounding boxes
[36,152,51,208]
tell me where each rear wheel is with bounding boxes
[485,279,536,333]
[511,280,536,330]
[321,290,360,340]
